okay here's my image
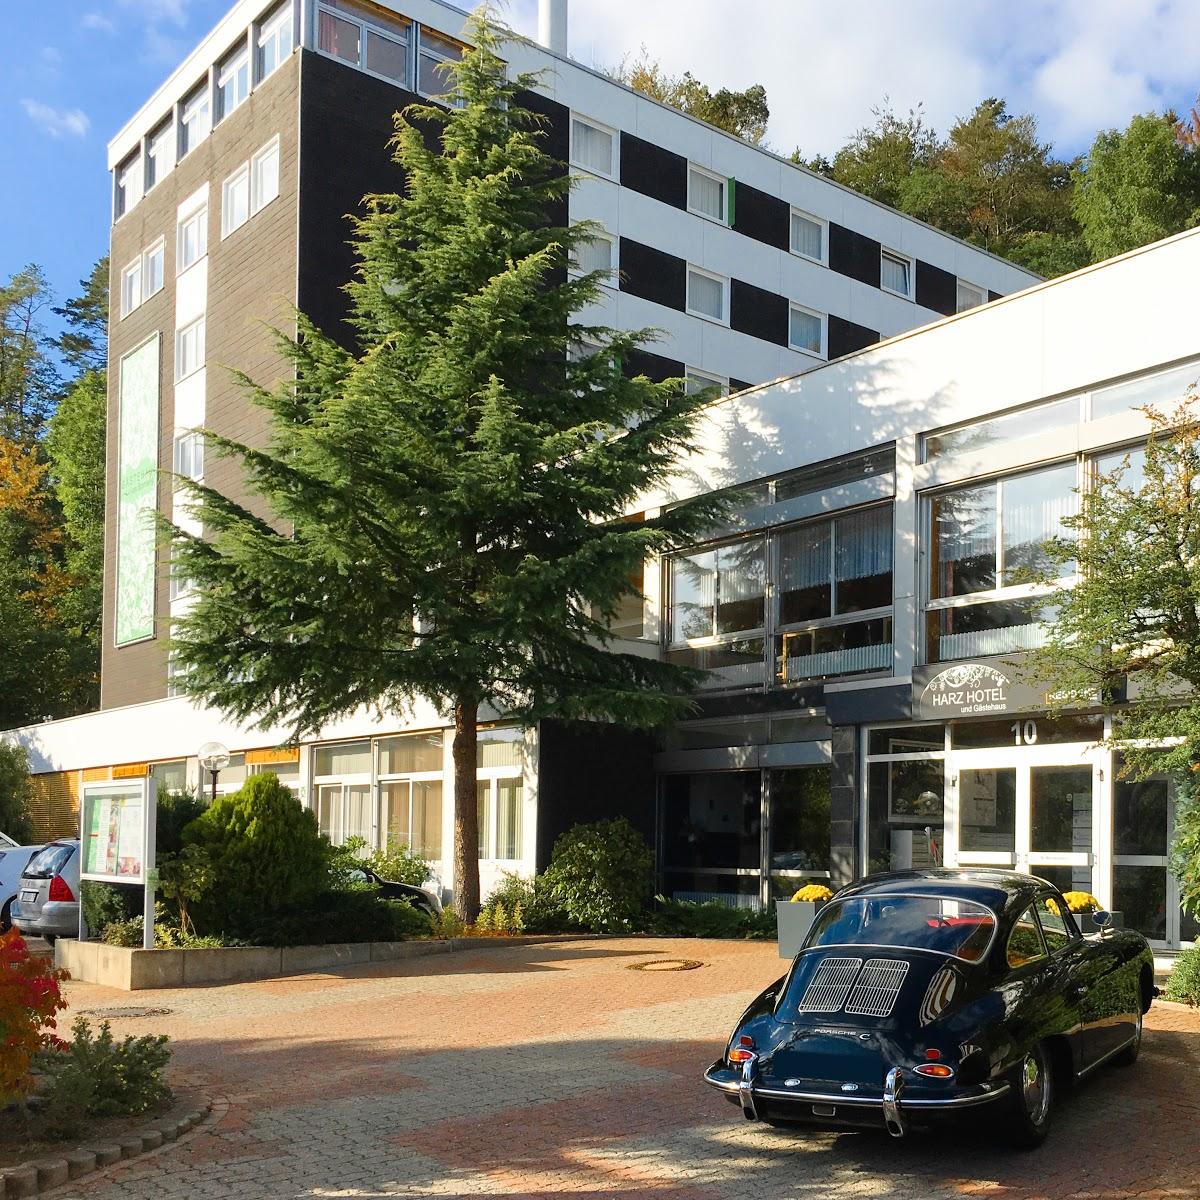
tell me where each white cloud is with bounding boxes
[81,12,116,33]
[20,99,91,139]
[508,0,1200,158]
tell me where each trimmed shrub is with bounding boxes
[648,898,777,940]
[184,774,329,938]
[81,880,143,939]
[483,872,570,933]
[1166,945,1200,1006]
[248,891,431,946]
[156,787,207,856]
[542,818,652,933]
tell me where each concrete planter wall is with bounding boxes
[56,936,547,991]
[776,900,825,959]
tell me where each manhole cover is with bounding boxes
[80,1006,173,1019]
[625,958,704,973]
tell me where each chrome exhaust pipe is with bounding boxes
[883,1066,907,1138]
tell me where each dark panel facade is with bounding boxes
[624,347,684,383]
[619,237,686,311]
[619,132,687,209]
[730,278,789,347]
[915,260,957,316]
[988,289,1004,303]
[732,181,790,251]
[101,52,302,710]
[828,223,881,288]
[828,314,880,360]
[535,719,658,869]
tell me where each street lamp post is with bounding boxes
[198,741,231,805]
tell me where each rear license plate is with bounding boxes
[20,890,38,902]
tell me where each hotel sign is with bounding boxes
[912,659,1096,721]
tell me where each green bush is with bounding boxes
[0,743,35,844]
[648,897,777,940]
[328,835,433,889]
[38,1016,171,1136]
[483,872,571,933]
[99,907,241,949]
[81,881,143,939]
[184,774,329,938]
[1165,945,1200,1006]
[542,818,653,933]
[248,891,431,946]
[156,787,207,856]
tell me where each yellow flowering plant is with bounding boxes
[790,884,833,903]
[1045,891,1100,916]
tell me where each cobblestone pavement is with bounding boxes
[54,938,1200,1199]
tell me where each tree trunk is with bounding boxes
[452,695,481,922]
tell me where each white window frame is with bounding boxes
[216,43,251,123]
[257,1,294,82]
[316,1,413,88]
[956,279,986,313]
[222,164,251,238]
[570,114,616,181]
[175,317,206,382]
[251,138,280,213]
[417,26,461,102]
[788,302,827,360]
[177,203,208,275]
[570,227,616,283]
[684,368,729,398]
[146,120,174,191]
[685,265,729,325]
[789,207,827,265]
[120,258,143,319]
[116,154,142,220]
[173,431,204,484]
[179,84,211,159]
[881,248,914,300]
[169,558,192,603]
[687,164,727,224]
[144,238,165,300]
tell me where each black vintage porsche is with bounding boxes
[704,869,1155,1148]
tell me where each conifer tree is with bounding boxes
[167,11,723,918]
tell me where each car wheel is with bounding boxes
[0,899,10,932]
[1113,1006,1143,1067]
[1003,1041,1054,1149]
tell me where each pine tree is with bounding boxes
[167,11,724,919]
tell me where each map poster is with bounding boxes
[80,780,149,884]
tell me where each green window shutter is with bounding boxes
[727,177,736,226]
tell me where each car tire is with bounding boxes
[1113,1006,1143,1067]
[0,899,10,932]
[1002,1041,1054,1149]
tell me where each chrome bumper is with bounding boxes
[705,1059,1009,1135]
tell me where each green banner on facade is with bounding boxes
[115,336,160,645]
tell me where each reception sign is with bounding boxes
[912,657,1098,721]
[80,779,151,885]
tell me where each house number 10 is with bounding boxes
[1011,719,1038,746]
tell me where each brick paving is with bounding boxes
[50,938,1200,1199]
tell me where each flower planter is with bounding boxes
[776,900,825,960]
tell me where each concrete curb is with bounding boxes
[2,1097,216,1198]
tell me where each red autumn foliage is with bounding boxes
[0,928,68,1104]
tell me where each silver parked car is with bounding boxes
[1,843,44,930]
[11,840,80,944]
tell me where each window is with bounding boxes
[957,279,985,313]
[686,266,727,323]
[1006,905,1047,968]
[115,153,142,219]
[685,369,728,398]
[571,229,615,280]
[1091,359,1200,422]
[222,165,250,238]
[570,116,615,178]
[146,120,174,190]
[671,540,766,643]
[166,652,191,698]
[317,4,360,63]
[252,139,280,212]
[924,461,1079,662]
[382,779,442,860]
[169,559,191,602]
[175,318,206,381]
[144,240,165,299]
[177,205,207,273]
[881,249,912,298]
[180,85,211,157]
[257,1,294,80]
[788,304,825,357]
[477,777,523,860]
[217,44,251,122]
[790,209,826,262]
[924,397,1078,460]
[173,432,204,483]
[1039,896,1078,952]
[121,259,142,318]
[317,1,411,85]
[418,28,461,99]
[688,165,726,222]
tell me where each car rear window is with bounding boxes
[23,843,74,879]
[805,894,997,962]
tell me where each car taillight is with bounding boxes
[48,875,74,903]
[914,1063,954,1079]
[728,1035,755,1064]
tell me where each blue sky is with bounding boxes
[4,0,1197,340]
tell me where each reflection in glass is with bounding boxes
[1115,865,1167,941]
[775,617,891,683]
[930,483,996,597]
[671,541,765,640]
[1001,462,1077,583]
[867,760,944,874]
[959,768,1016,853]
[1091,360,1200,421]
[868,726,944,755]
[666,639,766,690]
[662,772,761,871]
[768,767,830,877]
[925,397,1077,460]
[1031,766,1092,854]
[1115,776,1168,856]
[927,598,1056,662]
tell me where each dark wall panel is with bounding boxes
[828,315,880,360]
[732,181,789,251]
[519,87,569,168]
[988,289,1004,303]
[625,347,685,383]
[915,260,957,316]
[619,238,686,311]
[829,223,881,288]
[535,719,658,869]
[619,132,687,209]
[730,279,789,346]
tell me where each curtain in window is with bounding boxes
[791,214,822,259]
[777,523,831,624]
[714,542,765,633]
[1001,464,1077,582]
[931,484,997,597]
[835,507,892,612]
[671,551,716,640]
